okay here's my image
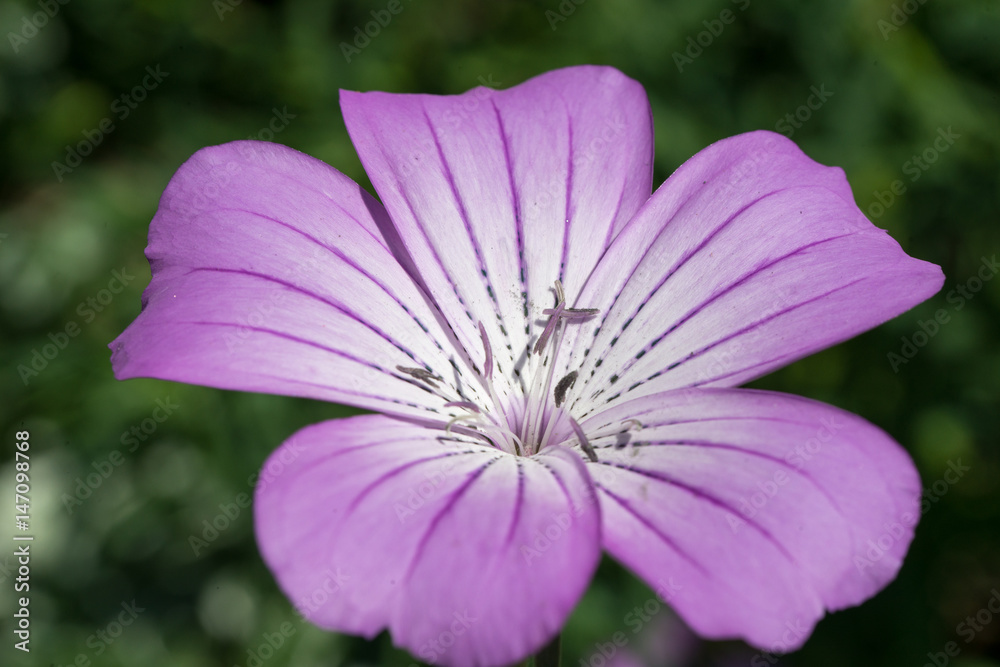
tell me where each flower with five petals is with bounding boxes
[111,66,943,667]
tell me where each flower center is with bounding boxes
[435,280,602,460]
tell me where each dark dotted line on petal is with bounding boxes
[194,319,445,413]
[215,208,458,386]
[379,141,485,385]
[597,231,856,396]
[490,99,532,375]
[424,107,520,384]
[585,183,784,376]
[188,266,442,383]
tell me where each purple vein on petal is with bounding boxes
[597,485,710,576]
[598,187,628,265]
[558,101,574,285]
[346,451,492,515]
[295,448,484,541]
[380,146,481,369]
[592,438,846,516]
[298,440,478,480]
[499,459,526,555]
[183,320,412,386]
[582,410,852,439]
[578,277,868,416]
[213,162,394,253]
[249,369,448,414]
[420,104,518,371]
[590,231,856,398]
[534,454,594,524]
[214,207,450,358]
[186,266,430,371]
[595,460,799,565]
[578,182,776,365]
[489,99,532,347]
[586,185,800,370]
[402,457,503,583]
[667,277,868,381]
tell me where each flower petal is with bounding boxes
[109,141,481,421]
[560,131,943,415]
[580,388,920,651]
[255,415,602,667]
[340,66,653,406]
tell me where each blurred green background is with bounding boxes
[1,0,998,665]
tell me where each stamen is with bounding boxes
[478,322,493,380]
[524,280,604,454]
[586,418,645,441]
[446,411,524,456]
[460,279,603,459]
[444,400,481,413]
[533,301,564,355]
[446,413,481,435]
[536,280,600,356]
[509,432,524,457]
[553,370,578,407]
[557,308,600,319]
[568,415,598,463]
[472,320,518,446]
[396,365,441,388]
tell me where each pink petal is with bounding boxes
[579,388,920,651]
[109,141,477,421]
[340,66,653,403]
[604,651,647,667]
[255,415,602,667]
[559,131,943,415]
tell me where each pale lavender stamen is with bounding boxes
[568,415,598,462]
[533,301,565,355]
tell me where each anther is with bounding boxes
[444,401,481,413]
[396,366,441,388]
[533,301,565,354]
[552,307,600,319]
[535,281,600,355]
[478,322,493,380]
[554,370,578,407]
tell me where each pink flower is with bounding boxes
[111,66,943,667]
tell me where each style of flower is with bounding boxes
[111,66,943,667]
